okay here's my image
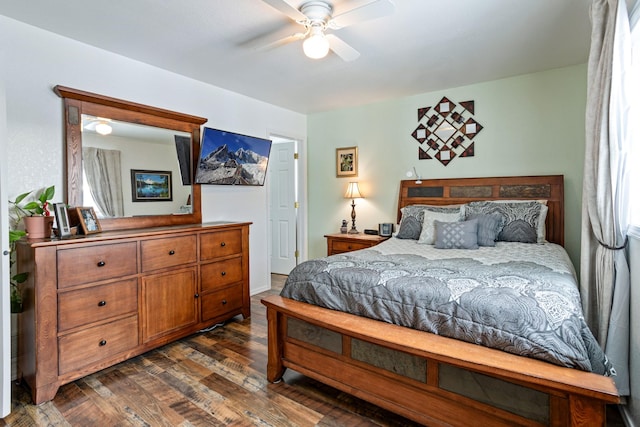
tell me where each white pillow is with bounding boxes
[418,209,463,244]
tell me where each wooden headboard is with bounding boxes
[397,175,564,246]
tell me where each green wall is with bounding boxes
[307,64,587,267]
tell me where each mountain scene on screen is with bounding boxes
[196,142,270,185]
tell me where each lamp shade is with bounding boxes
[344,182,363,199]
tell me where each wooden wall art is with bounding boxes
[411,97,482,166]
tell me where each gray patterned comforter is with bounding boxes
[281,239,613,375]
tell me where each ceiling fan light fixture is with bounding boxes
[95,121,113,135]
[303,26,330,59]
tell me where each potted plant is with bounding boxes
[8,185,55,312]
[9,185,55,239]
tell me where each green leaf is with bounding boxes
[13,191,32,204]
[41,185,55,202]
[9,230,26,243]
[21,201,39,211]
[11,272,28,284]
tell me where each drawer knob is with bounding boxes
[97,261,106,267]
[194,293,199,298]
[222,299,227,305]
[98,300,107,307]
[220,242,226,247]
[99,340,107,347]
[168,250,175,255]
[221,271,226,276]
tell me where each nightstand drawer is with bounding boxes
[58,279,138,332]
[331,240,371,253]
[325,233,389,256]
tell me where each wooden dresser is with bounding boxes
[16,221,250,404]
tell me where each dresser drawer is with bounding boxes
[57,242,137,289]
[200,229,242,261]
[331,240,371,253]
[58,279,138,332]
[200,257,243,292]
[141,235,197,272]
[58,315,138,375]
[201,283,243,322]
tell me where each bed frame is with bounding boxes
[262,175,618,426]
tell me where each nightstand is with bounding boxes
[325,233,390,256]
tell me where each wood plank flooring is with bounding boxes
[1,274,624,426]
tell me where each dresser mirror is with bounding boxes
[54,86,207,231]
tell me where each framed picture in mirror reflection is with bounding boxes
[131,169,173,202]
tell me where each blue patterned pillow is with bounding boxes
[464,201,544,243]
[465,213,501,246]
[434,219,479,249]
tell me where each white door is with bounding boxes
[269,139,298,274]
[0,81,11,417]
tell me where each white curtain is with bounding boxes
[580,0,638,396]
[83,147,125,218]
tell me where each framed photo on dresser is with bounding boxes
[76,206,101,235]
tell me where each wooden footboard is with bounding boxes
[262,295,619,427]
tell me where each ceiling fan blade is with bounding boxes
[326,34,360,62]
[258,32,307,51]
[261,0,307,22]
[330,0,395,29]
[244,23,307,51]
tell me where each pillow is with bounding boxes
[434,219,479,249]
[396,205,462,240]
[396,205,425,239]
[418,209,463,244]
[465,213,502,246]
[464,201,545,243]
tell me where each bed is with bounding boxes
[261,175,619,426]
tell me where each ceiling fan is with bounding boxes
[259,0,395,61]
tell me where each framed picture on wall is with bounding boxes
[336,146,358,178]
[76,207,101,235]
[130,169,173,202]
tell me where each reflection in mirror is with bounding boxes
[81,115,193,218]
[55,85,207,232]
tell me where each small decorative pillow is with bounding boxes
[465,213,502,246]
[434,219,479,249]
[396,205,425,239]
[464,201,545,243]
[418,209,463,244]
[396,205,461,240]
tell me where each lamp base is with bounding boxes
[348,228,359,234]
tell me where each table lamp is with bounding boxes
[344,182,363,234]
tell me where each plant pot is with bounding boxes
[24,216,54,239]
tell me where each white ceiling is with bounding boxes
[0,0,592,114]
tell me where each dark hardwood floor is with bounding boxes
[1,274,625,426]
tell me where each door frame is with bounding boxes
[1,79,11,417]
[267,132,307,280]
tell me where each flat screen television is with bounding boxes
[195,127,272,186]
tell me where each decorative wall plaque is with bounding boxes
[411,97,483,166]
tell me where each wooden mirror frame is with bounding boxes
[54,85,207,232]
